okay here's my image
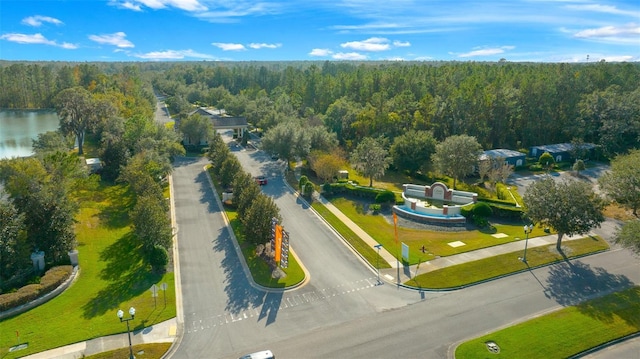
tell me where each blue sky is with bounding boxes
[1,0,638,62]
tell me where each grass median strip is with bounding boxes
[311,202,391,269]
[407,236,609,289]
[455,286,640,359]
[226,209,305,288]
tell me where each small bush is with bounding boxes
[0,265,73,312]
[370,204,382,213]
[39,266,73,293]
[473,202,493,218]
[148,245,169,273]
[375,190,395,204]
[299,175,309,191]
[303,182,315,198]
[473,216,489,228]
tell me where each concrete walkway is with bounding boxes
[316,192,587,284]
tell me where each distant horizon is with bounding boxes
[1,1,638,63]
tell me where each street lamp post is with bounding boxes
[117,307,136,359]
[374,244,383,284]
[521,224,534,263]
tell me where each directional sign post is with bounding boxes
[160,282,168,306]
[150,284,158,307]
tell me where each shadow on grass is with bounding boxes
[81,233,162,319]
[96,185,135,229]
[545,260,634,308]
[576,287,640,330]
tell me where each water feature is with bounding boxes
[0,110,60,159]
[393,182,477,227]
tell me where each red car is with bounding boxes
[255,175,268,185]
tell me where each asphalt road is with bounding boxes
[255,249,640,359]
[163,105,636,358]
[170,147,421,359]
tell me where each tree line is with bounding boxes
[0,65,182,286]
[3,60,638,158]
[150,60,640,158]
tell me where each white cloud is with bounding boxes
[110,0,207,11]
[134,49,216,59]
[0,33,77,49]
[88,32,135,48]
[212,42,246,51]
[60,42,79,49]
[332,52,367,60]
[341,37,390,51]
[573,23,640,44]
[309,48,333,56]
[565,4,639,17]
[21,15,63,27]
[458,46,515,58]
[110,1,143,11]
[248,43,281,49]
[393,40,411,47]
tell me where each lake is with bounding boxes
[0,110,60,159]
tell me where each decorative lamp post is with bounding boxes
[522,224,534,263]
[374,244,383,284]
[117,307,136,359]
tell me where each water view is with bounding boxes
[0,110,60,159]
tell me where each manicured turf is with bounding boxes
[329,197,547,265]
[311,201,391,269]
[85,342,172,359]
[0,183,176,359]
[407,236,609,288]
[207,167,305,288]
[455,286,640,359]
[226,210,305,288]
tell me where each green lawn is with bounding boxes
[329,197,547,265]
[407,236,609,288]
[455,286,640,359]
[226,210,305,288]
[85,342,171,359]
[0,183,176,359]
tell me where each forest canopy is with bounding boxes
[1,60,639,157]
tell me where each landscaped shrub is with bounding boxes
[370,204,382,213]
[529,163,543,171]
[495,183,516,203]
[299,175,309,191]
[303,182,314,198]
[149,245,169,273]
[460,204,474,218]
[322,182,333,194]
[0,265,73,312]
[375,190,395,204]
[39,266,73,293]
[473,202,493,218]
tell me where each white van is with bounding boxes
[239,350,275,359]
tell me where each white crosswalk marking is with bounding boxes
[187,277,378,330]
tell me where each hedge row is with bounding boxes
[0,265,73,312]
[323,182,401,203]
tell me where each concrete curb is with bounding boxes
[203,165,310,293]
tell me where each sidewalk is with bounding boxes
[20,318,177,359]
[316,193,586,284]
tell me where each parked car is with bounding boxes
[239,350,274,359]
[255,175,268,185]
